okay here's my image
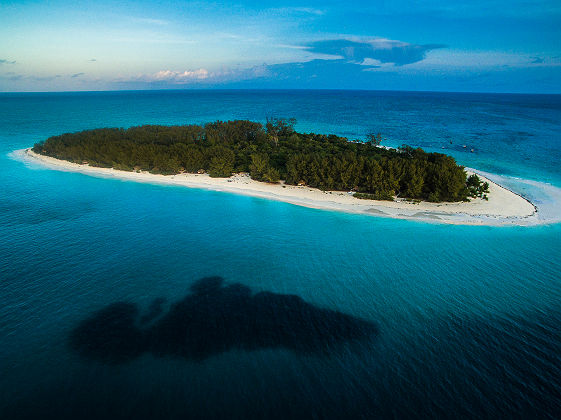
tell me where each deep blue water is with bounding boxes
[1,90,561,419]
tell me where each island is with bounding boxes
[22,119,537,225]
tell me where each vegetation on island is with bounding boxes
[467,174,490,201]
[32,119,489,202]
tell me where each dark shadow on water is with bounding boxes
[69,276,378,364]
[139,297,166,325]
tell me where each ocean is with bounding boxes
[1,90,560,419]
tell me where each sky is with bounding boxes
[1,0,560,93]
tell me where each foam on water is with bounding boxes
[472,169,561,224]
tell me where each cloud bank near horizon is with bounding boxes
[126,38,443,85]
[305,39,446,66]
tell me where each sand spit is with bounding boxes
[17,148,540,226]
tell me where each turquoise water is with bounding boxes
[1,90,561,418]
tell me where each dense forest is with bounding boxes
[33,119,489,202]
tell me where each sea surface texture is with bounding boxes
[1,90,561,419]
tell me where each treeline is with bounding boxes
[33,119,486,202]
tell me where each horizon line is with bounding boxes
[1,87,560,96]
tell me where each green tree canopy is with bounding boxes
[33,120,487,202]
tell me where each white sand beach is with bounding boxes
[18,148,538,226]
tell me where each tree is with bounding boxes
[366,132,382,146]
[266,117,297,146]
[34,120,477,202]
[208,146,235,177]
[263,167,280,183]
[249,153,270,180]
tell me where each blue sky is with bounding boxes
[1,0,560,92]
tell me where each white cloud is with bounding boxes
[267,7,325,16]
[364,38,408,50]
[275,44,309,50]
[118,64,274,87]
[152,69,210,82]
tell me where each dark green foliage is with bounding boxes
[354,192,394,201]
[467,174,490,200]
[208,146,235,177]
[263,167,281,183]
[366,132,382,146]
[34,119,478,202]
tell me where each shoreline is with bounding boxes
[17,148,539,226]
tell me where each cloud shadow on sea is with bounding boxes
[69,276,378,364]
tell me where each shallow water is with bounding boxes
[1,90,561,418]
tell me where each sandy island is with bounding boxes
[18,148,538,226]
